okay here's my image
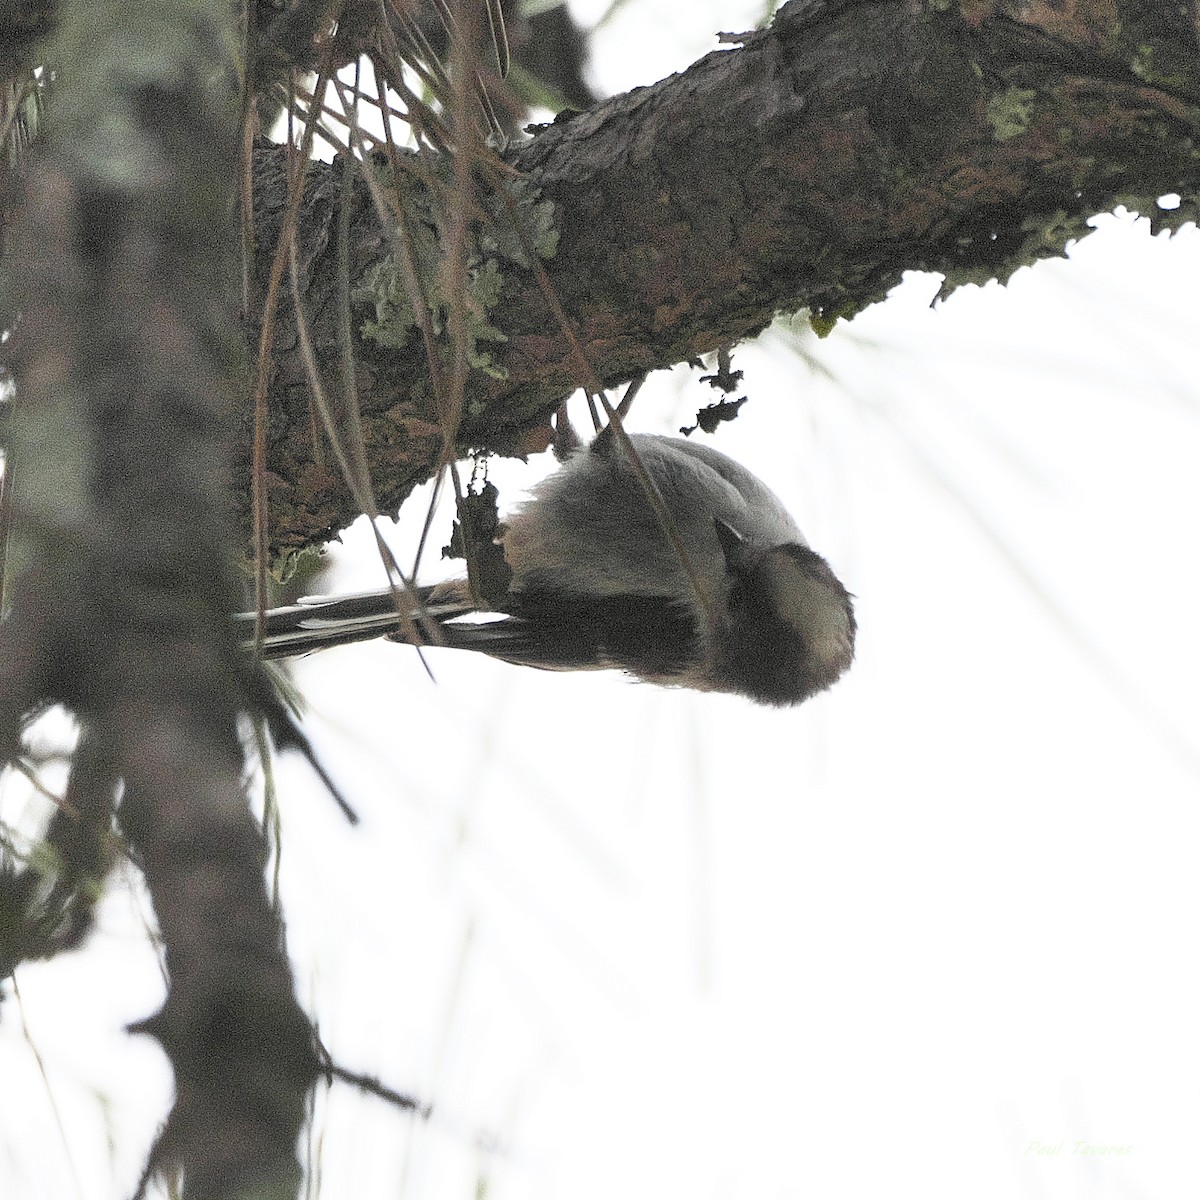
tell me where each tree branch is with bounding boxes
[244,0,1200,554]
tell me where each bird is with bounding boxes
[237,430,855,707]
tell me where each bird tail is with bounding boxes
[237,582,475,660]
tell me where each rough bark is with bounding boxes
[245,0,1200,555]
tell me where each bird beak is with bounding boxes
[713,516,747,568]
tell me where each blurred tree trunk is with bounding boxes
[0,3,317,1197]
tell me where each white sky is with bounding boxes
[3,4,1199,1200]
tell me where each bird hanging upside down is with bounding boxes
[237,431,855,708]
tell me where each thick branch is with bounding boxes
[246,0,1200,552]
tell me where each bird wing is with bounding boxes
[438,590,699,679]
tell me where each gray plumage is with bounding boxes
[238,433,856,706]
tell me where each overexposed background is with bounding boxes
[3,3,1199,1199]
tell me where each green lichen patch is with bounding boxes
[986,86,1038,143]
[354,161,558,382]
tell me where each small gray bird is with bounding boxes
[238,432,855,707]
